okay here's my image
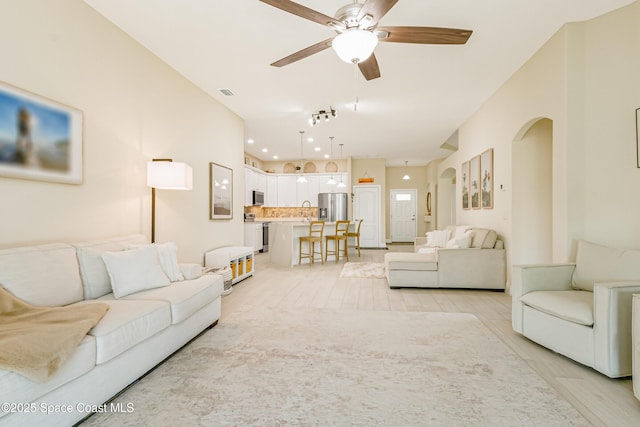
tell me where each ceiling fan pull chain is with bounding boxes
[353,62,359,112]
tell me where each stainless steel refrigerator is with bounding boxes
[318,193,348,222]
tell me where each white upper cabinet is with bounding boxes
[277,175,297,207]
[266,174,278,207]
[296,175,319,206]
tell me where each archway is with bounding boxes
[512,118,553,264]
[437,167,456,230]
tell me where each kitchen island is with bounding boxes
[269,220,353,267]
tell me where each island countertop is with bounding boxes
[269,221,352,267]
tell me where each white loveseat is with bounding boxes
[0,235,223,427]
[384,227,506,289]
[512,240,640,378]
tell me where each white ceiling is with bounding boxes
[85,0,633,166]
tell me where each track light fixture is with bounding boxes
[309,106,338,126]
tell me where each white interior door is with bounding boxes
[353,185,381,248]
[390,189,417,242]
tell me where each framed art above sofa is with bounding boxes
[0,80,83,184]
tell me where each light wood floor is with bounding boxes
[221,245,640,427]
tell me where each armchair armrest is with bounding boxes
[593,281,640,377]
[511,263,575,333]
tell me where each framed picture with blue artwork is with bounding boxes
[0,80,83,184]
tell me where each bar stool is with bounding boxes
[346,219,363,257]
[299,221,325,264]
[325,220,350,263]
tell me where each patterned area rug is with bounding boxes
[83,309,588,426]
[339,262,386,278]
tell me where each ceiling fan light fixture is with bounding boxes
[332,29,378,64]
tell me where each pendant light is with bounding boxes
[402,161,411,180]
[337,143,346,188]
[296,130,307,183]
[327,136,336,185]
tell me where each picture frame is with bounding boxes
[636,108,640,168]
[210,162,233,220]
[480,148,494,209]
[0,80,83,184]
[470,155,481,209]
[461,160,470,210]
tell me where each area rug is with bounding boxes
[339,262,386,278]
[82,309,588,426]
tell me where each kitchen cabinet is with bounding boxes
[244,222,263,253]
[266,174,278,207]
[244,166,267,206]
[296,175,319,206]
[277,175,298,207]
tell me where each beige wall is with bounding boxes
[439,0,640,274]
[0,0,245,263]
[385,166,429,240]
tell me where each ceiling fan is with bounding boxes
[260,0,473,80]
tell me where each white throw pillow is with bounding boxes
[445,231,473,249]
[102,245,170,298]
[426,229,451,248]
[128,242,185,282]
[155,242,184,282]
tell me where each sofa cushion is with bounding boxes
[120,275,223,324]
[0,243,83,306]
[81,299,171,364]
[385,252,437,271]
[521,290,594,326]
[102,245,171,298]
[471,228,498,249]
[0,335,95,417]
[73,234,148,299]
[572,240,640,292]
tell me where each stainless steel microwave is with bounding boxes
[252,190,264,206]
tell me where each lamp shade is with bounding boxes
[332,29,378,64]
[147,161,193,190]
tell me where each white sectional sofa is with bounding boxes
[0,235,223,427]
[384,227,506,290]
[512,240,640,378]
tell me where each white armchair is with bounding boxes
[512,240,640,378]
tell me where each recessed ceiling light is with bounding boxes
[314,147,321,152]
[247,139,254,144]
[324,154,330,159]
[307,137,314,143]
[262,148,268,153]
[273,155,279,159]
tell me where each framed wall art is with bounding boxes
[470,155,480,209]
[461,160,470,210]
[210,162,233,220]
[636,108,640,168]
[0,80,83,184]
[481,148,494,209]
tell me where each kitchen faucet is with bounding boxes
[301,200,311,221]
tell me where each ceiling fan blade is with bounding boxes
[260,0,345,30]
[358,54,381,81]
[357,0,399,26]
[271,38,334,67]
[377,26,472,44]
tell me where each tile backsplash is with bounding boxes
[244,206,318,219]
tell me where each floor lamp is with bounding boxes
[146,159,193,243]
